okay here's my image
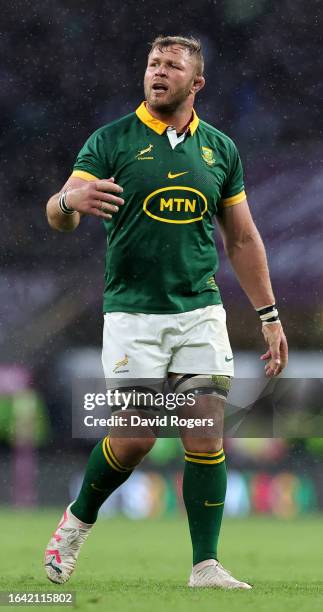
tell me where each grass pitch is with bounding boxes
[0,510,322,611]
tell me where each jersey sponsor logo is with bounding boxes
[167,171,189,179]
[113,354,129,373]
[143,186,208,224]
[135,144,154,160]
[201,146,216,166]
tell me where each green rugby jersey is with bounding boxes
[72,102,246,314]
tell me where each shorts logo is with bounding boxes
[113,354,129,373]
[143,186,208,224]
[201,146,216,166]
[136,144,154,160]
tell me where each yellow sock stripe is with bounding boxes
[185,454,225,465]
[101,438,125,472]
[105,437,135,472]
[185,448,224,458]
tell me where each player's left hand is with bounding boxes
[260,322,288,377]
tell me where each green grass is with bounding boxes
[0,510,322,611]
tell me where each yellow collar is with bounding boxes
[135,101,199,136]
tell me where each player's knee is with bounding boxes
[110,436,155,465]
[130,436,156,456]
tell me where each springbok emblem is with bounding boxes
[136,144,154,158]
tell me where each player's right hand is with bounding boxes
[64,177,124,220]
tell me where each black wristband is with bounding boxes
[256,304,280,324]
[58,190,74,215]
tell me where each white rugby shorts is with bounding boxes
[102,305,234,379]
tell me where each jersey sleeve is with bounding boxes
[72,128,110,181]
[220,140,246,207]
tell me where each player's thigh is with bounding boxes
[169,373,226,452]
[102,312,170,379]
[102,313,169,452]
[168,303,233,452]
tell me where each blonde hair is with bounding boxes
[149,35,204,76]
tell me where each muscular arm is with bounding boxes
[46,178,84,232]
[217,198,275,308]
[46,175,124,232]
[217,198,288,376]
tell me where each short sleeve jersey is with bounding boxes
[72,102,246,314]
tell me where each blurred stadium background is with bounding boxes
[1,0,322,524]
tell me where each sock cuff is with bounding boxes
[185,448,225,465]
[102,436,135,472]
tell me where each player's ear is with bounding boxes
[191,75,205,94]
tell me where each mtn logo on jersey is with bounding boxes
[143,186,208,224]
[135,144,154,160]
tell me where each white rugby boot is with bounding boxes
[44,503,93,584]
[188,559,252,589]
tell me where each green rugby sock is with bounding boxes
[71,436,135,524]
[183,448,227,565]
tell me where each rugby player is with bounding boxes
[44,36,288,588]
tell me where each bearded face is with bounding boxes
[144,45,199,115]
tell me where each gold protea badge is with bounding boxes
[201,146,216,166]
